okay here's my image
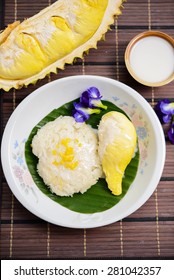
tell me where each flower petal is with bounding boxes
[155,100,171,124]
[73,87,106,122]
[80,91,89,106]
[163,114,172,123]
[73,111,89,122]
[168,123,174,144]
[80,87,102,107]
[73,102,101,122]
[86,87,102,99]
[161,101,174,115]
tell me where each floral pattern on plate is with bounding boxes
[12,139,38,202]
[113,97,149,175]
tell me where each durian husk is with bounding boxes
[0,0,124,91]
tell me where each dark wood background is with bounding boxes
[0,0,174,259]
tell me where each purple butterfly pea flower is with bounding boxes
[80,87,102,103]
[160,100,174,115]
[80,87,107,109]
[72,86,107,123]
[73,111,89,123]
[73,102,101,123]
[168,122,174,144]
[155,99,173,123]
[155,99,174,144]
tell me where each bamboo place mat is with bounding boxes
[0,0,174,259]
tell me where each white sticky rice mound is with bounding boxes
[32,116,102,196]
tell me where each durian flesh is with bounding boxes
[0,0,123,91]
[98,111,137,196]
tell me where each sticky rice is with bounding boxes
[32,116,102,196]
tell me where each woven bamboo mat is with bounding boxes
[0,0,174,259]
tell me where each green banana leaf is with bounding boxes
[25,99,139,214]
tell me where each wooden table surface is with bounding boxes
[0,0,174,259]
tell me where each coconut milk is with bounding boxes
[129,36,174,84]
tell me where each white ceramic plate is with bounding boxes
[1,75,166,228]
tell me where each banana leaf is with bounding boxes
[25,99,139,214]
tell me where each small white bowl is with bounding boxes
[1,75,166,228]
[125,31,174,87]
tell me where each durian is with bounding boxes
[0,0,123,91]
[98,111,137,196]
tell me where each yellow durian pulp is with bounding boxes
[0,0,123,91]
[98,111,137,196]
